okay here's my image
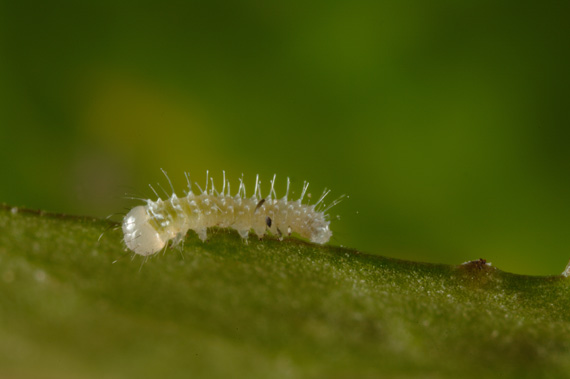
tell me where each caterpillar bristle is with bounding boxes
[121,171,342,256]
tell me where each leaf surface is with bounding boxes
[1,206,569,378]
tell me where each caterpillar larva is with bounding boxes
[122,170,343,256]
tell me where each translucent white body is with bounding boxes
[122,173,339,256]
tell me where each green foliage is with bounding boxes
[1,205,569,378]
[2,1,570,275]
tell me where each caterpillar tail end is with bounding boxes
[309,225,332,245]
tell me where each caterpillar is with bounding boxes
[122,170,343,256]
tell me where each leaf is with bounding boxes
[1,205,569,378]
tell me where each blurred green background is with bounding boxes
[1,0,569,275]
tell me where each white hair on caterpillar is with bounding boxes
[122,170,344,256]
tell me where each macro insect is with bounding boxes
[122,170,343,256]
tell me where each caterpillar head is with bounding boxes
[122,206,166,256]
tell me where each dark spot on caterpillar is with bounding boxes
[266,216,272,227]
[255,199,266,213]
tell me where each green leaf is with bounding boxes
[1,205,569,378]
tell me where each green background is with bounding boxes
[1,0,569,275]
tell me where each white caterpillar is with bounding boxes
[122,171,343,256]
